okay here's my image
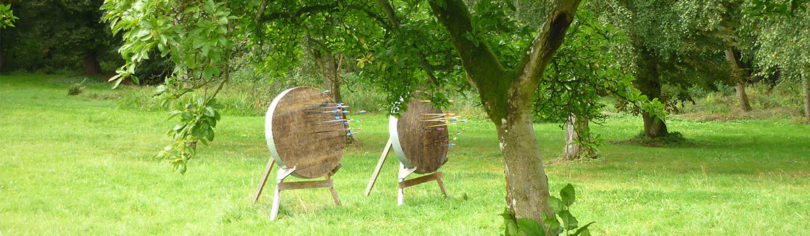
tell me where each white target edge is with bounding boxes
[389,115,415,169]
[265,87,297,169]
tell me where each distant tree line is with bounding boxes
[0,0,170,83]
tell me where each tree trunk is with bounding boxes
[736,81,752,111]
[563,114,580,160]
[497,100,553,224]
[634,47,668,138]
[563,114,590,160]
[317,51,342,103]
[563,114,581,161]
[306,33,342,103]
[725,48,752,112]
[83,54,101,76]
[642,112,667,138]
[801,74,810,123]
[307,40,353,143]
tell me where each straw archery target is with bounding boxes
[265,87,347,179]
[390,99,449,174]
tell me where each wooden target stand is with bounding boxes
[365,139,448,205]
[365,98,450,205]
[252,160,341,220]
[251,87,346,220]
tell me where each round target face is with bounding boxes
[389,98,449,174]
[265,87,345,179]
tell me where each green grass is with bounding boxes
[1,74,809,235]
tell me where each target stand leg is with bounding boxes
[398,163,448,206]
[269,166,342,221]
[270,166,295,221]
[252,158,276,203]
[397,163,417,205]
[326,174,342,206]
[365,139,393,196]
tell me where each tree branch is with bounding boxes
[343,4,392,30]
[513,0,581,93]
[254,0,269,24]
[260,3,340,23]
[427,0,511,118]
[374,0,443,85]
[427,0,507,83]
[374,0,400,28]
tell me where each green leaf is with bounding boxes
[548,196,565,213]
[573,222,595,236]
[558,210,578,230]
[516,218,545,236]
[542,212,562,235]
[204,107,216,118]
[560,184,576,207]
[500,208,519,236]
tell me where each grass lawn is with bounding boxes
[1,74,809,235]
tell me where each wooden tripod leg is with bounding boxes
[269,167,295,221]
[269,181,282,221]
[365,139,392,196]
[252,158,276,203]
[397,163,416,206]
[326,175,342,206]
[436,172,448,197]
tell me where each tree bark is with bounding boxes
[428,0,580,230]
[802,73,810,123]
[735,81,751,111]
[306,33,342,103]
[316,51,342,103]
[725,48,752,112]
[563,114,589,160]
[497,103,553,222]
[634,47,668,138]
[563,114,580,160]
[83,53,102,76]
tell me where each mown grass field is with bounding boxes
[2,74,809,235]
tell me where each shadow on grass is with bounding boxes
[609,132,693,148]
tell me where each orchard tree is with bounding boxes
[532,7,659,160]
[249,1,379,103]
[675,0,779,113]
[591,0,729,139]
[589,0,679,139]
[422,0,582,225]
[678,0,756,112]
[750,0,810,122]
[103,0,236,172]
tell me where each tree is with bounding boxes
[674,0,765,113]
[104,0,235,172]
[1,0,115,75]
[251,0,365,104]
[592,0,730,139]
[420,0,581,225]
[750,0,810,122]
[590,1,675,139]
[532,7,658,160]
